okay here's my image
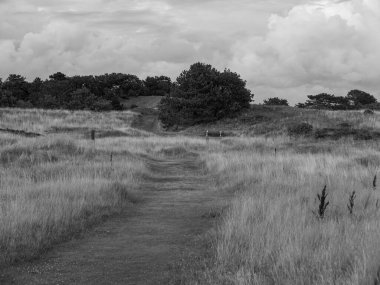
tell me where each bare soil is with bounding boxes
[0,150,222,284]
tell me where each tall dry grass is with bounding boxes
[0,107,215,267]
[196,136,380,284]
[3,106,380,285]
[0,131,147,266]
[0,108,137,133]
[0,119,213,267]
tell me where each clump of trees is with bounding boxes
[158,63,253,127]
[263,97,289,106]
[0,72,173,111]
[296,90,378,110]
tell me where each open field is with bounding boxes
[0,132,145,266]
[1,107,380,284]
[183,105,380,137]
[0,108,143,136]
[190,137,380,285]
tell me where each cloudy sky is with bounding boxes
[0,0,379,104]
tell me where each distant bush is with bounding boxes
[354,129,376,140]
[314,128,353,139]
[296,93,350,110]
[337,122,352,129]
[263,97,289,106]
[347,89,377,107]
[314,127,380,140]
[296,89,378,110]
[205,130,235,137]
[287,122,313,136]
[364,109,375,115]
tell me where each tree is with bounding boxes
[29,77,44,106]
[119,75,145,98]
[41,77,72,108]
[347,89,377,107]
[2,74,30,104]
[31,77,43,91]
[158,62,253,127]
[263,97,289,106]
[66,87,98,110]
[296,93,350,110]
[144,76,172,96]
[49,72,67,81]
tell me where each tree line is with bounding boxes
[296,90,378,110]
[1,63,377,129]
[0,72,172,111]
[0,63,254,128]
[264,90,378,110]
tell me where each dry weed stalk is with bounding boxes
[314,185,329,219]
[347,191,356,215]
[373,175,377,190]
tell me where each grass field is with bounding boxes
[1,107,380,284]
[193,137,380,285]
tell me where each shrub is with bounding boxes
[263,97,289,106]
[364,109,374,115]
[287,122,313,136]
[354,129,375,140]
[347,89,377,106]
[158,62,253,127]
[315,127,380,140]
[314,128,353,139]
[338,122,352,129]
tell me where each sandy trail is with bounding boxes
[0,151,220,284]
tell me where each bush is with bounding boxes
[314,127,380,140]
[354,129,375,140]
[287,123,313,136]
[364,109,375,115]
[263,97,289,106]
[314,128,354,139]
[347,89,377,106]
[338,122,352,129]
[158,62,253,127]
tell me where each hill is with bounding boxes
[179,105,380,138]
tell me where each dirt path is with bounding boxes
[131,108,161,134]
[0,150,221,284]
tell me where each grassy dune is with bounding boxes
[183,105,380,136]
[0,108,212,267]
[0,133,145,265]
[196,137,380,284]
[2,107,380,284]
[0,108,138,134]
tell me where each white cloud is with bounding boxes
[230,0,380,103]
[0,0,379,104]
